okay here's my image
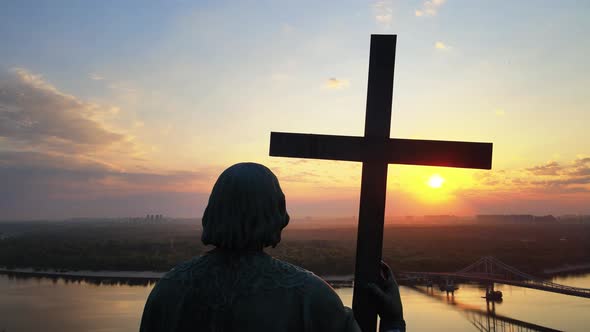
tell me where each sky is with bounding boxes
[1,0,589,219]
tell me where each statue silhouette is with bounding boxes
[140,162,405,332]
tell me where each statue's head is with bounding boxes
[201,162,289,250]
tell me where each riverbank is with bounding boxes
[0,267,163,280]
[544,263,590,275]
[0,268,355,287]
[6,263,589,288]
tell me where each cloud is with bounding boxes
[270,73,291,83]
[372,0,393,26]
[0,68,223,219]
[324,78,350,89]
[0,150,119,173]
[268,159,360,187]
[0,151,217,219]
[281,23,295,34]
[434,41,452,51]
[524,157,590,178]
[108,81,138,94]
[453,158,590,214]
[570,157,590,176]
[0,68,127,153]
[415,0,446,17]
[531,176,590,188]
[475,157,590,194]
[526,161,562,176]
[89,73,104,81]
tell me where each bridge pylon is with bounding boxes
[399,256,590,299]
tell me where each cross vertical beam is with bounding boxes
[269,34,493,331]
[352,34,397,332]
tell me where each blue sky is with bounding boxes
[1,1,589,219]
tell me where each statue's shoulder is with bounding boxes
[267,255,311,275]
[268,256,344,303]
[152,251,343,312]
[161,251,316,292]
[161,255,209,282]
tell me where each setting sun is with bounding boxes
[427,174,445,188]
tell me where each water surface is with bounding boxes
[1,273,588,331]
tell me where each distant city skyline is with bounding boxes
[1,1,589,219]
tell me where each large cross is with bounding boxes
[269,35,493,331]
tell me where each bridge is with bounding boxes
[464,309,561,332]
[399,256,590,298]
[409,285,562,332]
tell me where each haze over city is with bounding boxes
[1,0,589,219]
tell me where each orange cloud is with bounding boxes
[435,41,452,51]
[324,78,350,89]
[415,0,446,17]
[0,68,129,153]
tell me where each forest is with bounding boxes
[1,220,589,276]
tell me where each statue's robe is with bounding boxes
[140,249,360,332]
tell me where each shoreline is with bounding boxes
[0,267,164,280]
[0,268,355,287]
[4,264,590,286]
[543,263,590,275]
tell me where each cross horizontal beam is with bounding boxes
[270,132,493,169]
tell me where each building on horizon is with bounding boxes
[423,215,462,223]
[534,215,557,223]
[558,215,590,223]
[127,214,166,223]
[476,214,535,223]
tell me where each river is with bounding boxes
[0,273,588,331]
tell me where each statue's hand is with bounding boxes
[367,261,405,331]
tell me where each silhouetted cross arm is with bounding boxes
[270,132,492,169]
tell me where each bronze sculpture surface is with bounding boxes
[140,163,404,332]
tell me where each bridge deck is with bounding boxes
[400,271,590,298]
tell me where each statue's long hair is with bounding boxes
[201,162,289,250]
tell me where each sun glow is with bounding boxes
[427,174,445,188]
